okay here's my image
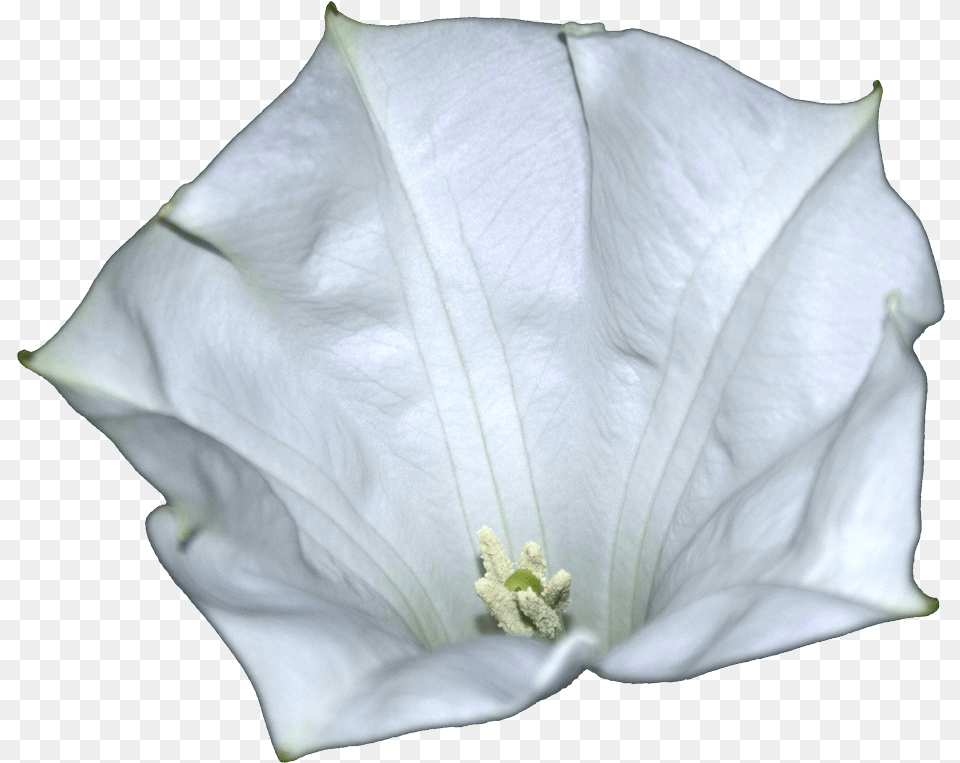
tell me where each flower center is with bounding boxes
[504,568,543,595]
[473,525,570,641]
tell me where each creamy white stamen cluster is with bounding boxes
[474,526,570,640]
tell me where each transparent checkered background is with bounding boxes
[6,0,957,761]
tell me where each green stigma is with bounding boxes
[504,568,543,595]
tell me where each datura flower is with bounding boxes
[20,5,942,761]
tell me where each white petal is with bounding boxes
[147,504,594,758]
[156,10,592,634]
[565,27,940,665]
[26,11,594,752]
[596,315,937,681]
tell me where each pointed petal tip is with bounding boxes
[154,183,231,260]
[862,79,882,109]
[155,183,191,227]
[174,514,198,547]
[844,79,882,114]
[17,349,33,369]
[884,290,931,346]
[923,596,939,616]
[155,199,174,221]
[324,1,359,29]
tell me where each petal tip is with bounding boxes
[155,183,192,228]
[559,21,606,39]
[17,348,33,369]
[863,79,882,109]
[324,1,359,29]
[885,290,930,346]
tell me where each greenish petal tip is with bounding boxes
[17,349,33,368]
[559,21,606,39]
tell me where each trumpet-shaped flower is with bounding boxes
[21,6,942,761]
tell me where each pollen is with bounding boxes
[474,526,570,641]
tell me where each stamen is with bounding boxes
[474,526,570,641]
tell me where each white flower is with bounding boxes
[21,6,941,761]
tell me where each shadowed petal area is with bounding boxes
[147,508,595,759]
[595,316,938,682]
[21,215,595,757]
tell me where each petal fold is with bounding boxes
[564,26,941,648]
[597,315,937,681]
[148,503,594,758]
